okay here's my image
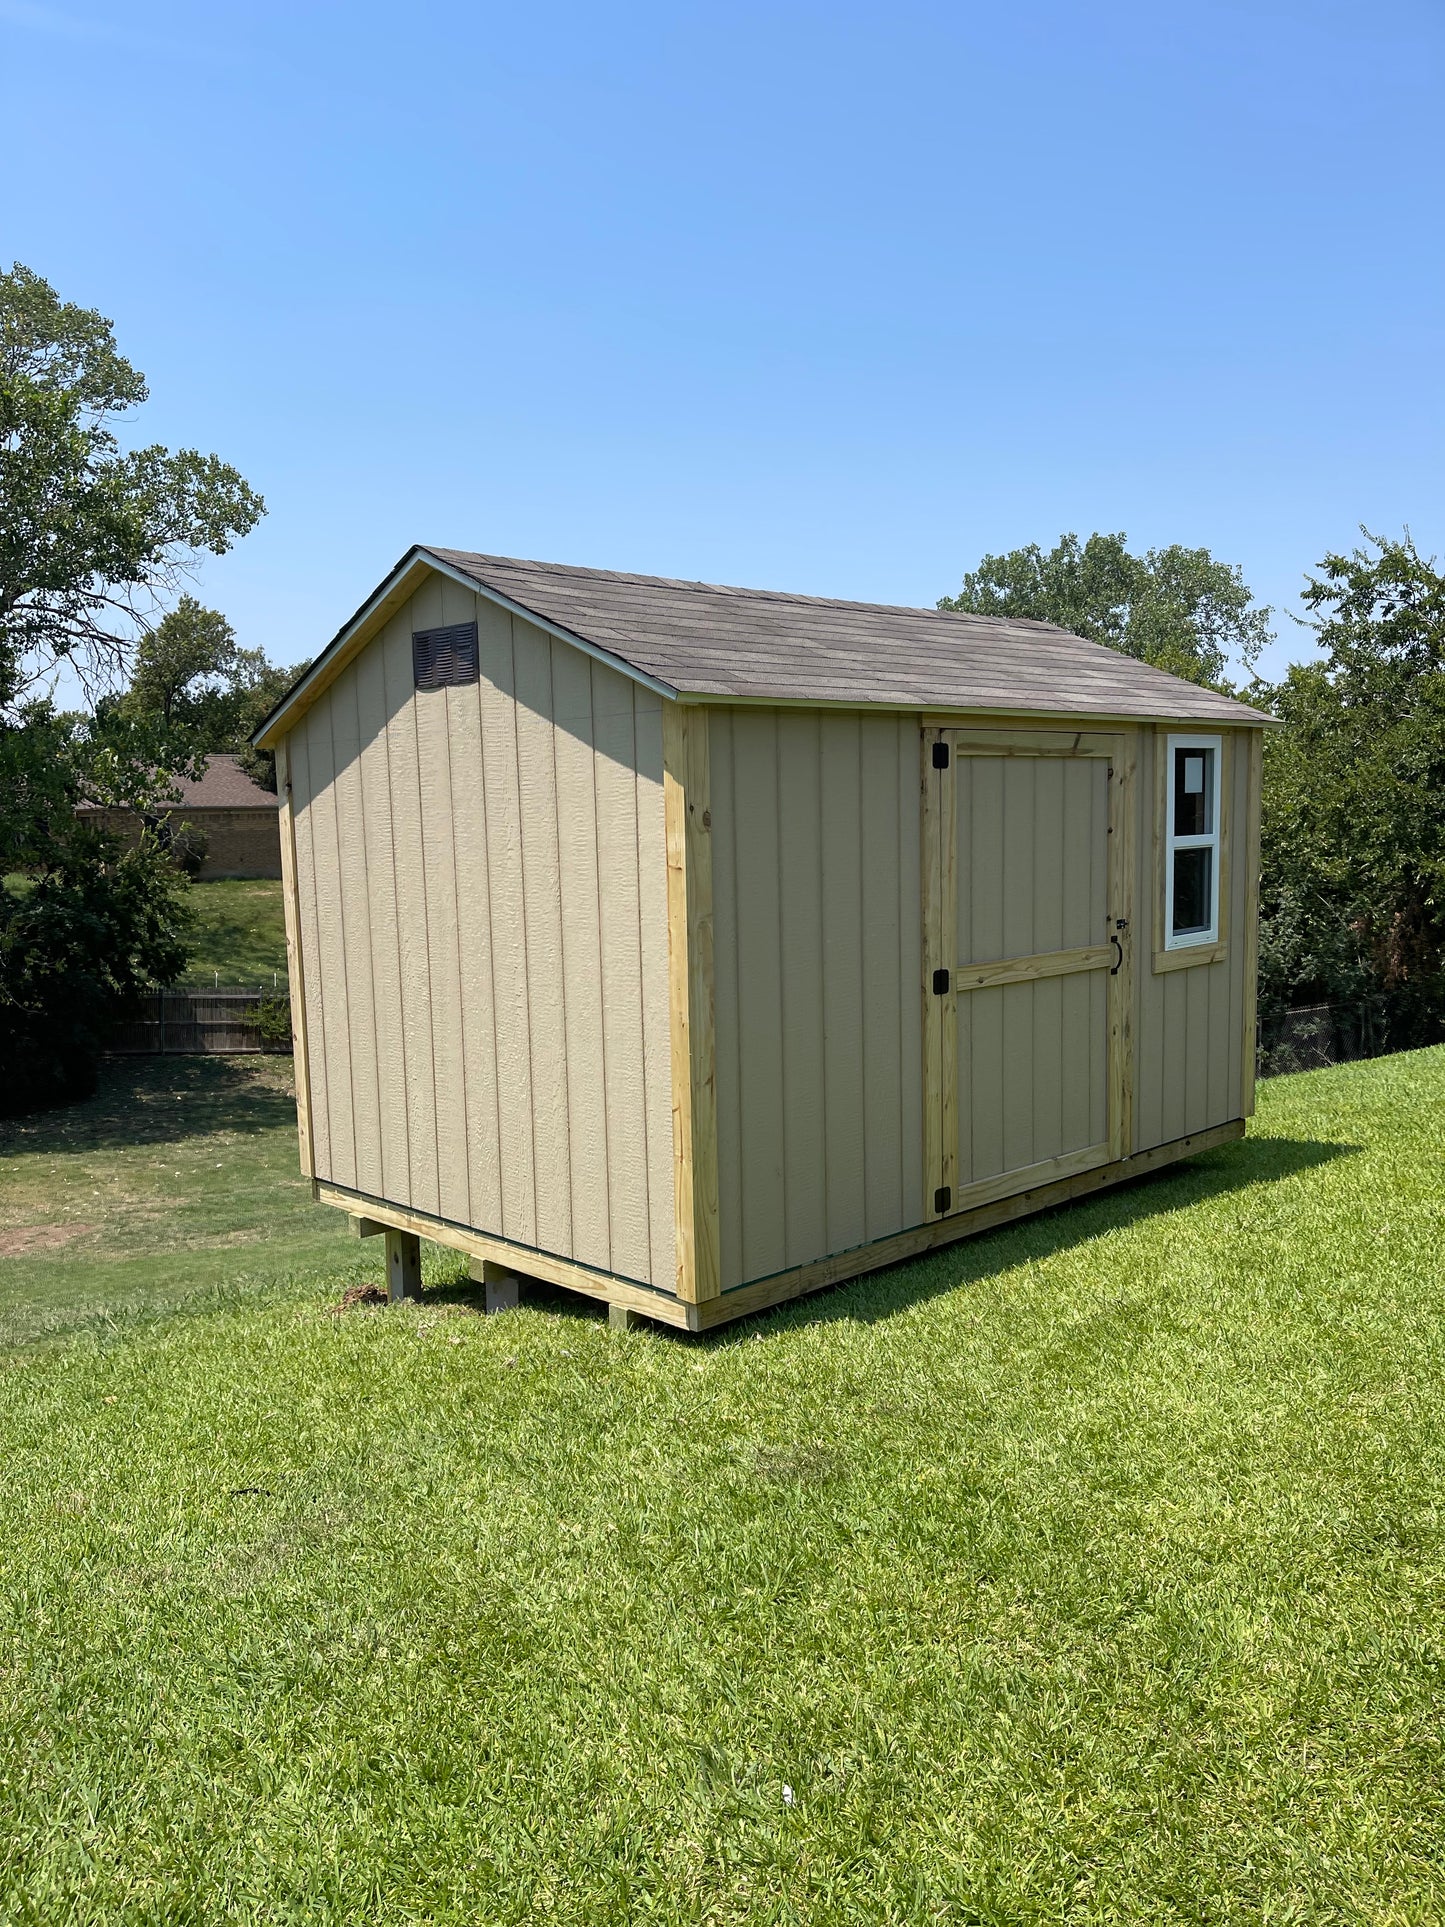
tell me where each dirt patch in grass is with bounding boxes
[0,1224,96,1257]
[329,1283,389,1314]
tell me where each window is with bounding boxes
[412,621,479,690]
[1164,734,1221,948]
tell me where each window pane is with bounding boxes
[1172,846,1213,937]
[1173,746,1213,837]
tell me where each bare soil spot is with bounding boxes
[0,1223,96,1257]
[329,1283,389,1314]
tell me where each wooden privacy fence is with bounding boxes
[109,989,290,1055]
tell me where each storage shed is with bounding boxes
[254,546,1272,1331]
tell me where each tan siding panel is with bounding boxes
[328,665,383,1196]
[820,712,867,1253]
[353,635,410,1203]
[712,707,929,1289]
[411,576,470,1224]
[593,666,651,1283]
[710,710,745,1293]
[443,617,504,1233]
[862,716,904,1241]
[513,622,573,1259]
[777,711,826,1268]
[475,599,536,1245]
[378,606,441,1217]
[552,640,611,1271]
[287,724,331,1180]
[302,705,356,1189]
[732,710,787,1280]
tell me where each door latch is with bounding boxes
[1110,917,1128,974]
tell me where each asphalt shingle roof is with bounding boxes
[424,547,1271,726]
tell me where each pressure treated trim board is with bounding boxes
[952,943,1112,993]
[661,701,721,1303]
[1107,728,1138,1163]
[1241,728,1264,1117]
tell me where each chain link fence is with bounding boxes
[1257,997,1393,1079]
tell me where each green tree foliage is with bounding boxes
[0,263,263,713]
[1258,530,1445,1045]
[940,531,1272,688]
[0,827,189,1115]
[0,263,264,1109]
[106,594,306,790]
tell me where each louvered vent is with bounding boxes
[412,621,479,690]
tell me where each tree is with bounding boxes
[1258,529,1445,1047]
[107,600,308,791]
[0,264,265,1109]
[0,263,263,714]
[939,531,1272,688]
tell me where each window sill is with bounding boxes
[1153,941,1227,974]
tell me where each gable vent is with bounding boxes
[412,621,479,690]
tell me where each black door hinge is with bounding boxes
[934,1185,951,1213]
[932,967,950,994]
[932,740,950,769]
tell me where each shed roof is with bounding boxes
[256,545,1274,746]
[429,548,1270,725]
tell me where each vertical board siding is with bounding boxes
[710,710,745,1296]
[711,707,925,1291]
[551,642,610,1272]
[412,574,471,1226]
[354,638,410,1203]
[328,670,383,1197]
[475,596,536,1245]
[953,753,1109,1187]
[287,582,674,1289]
[1132,727,1253,1153]
[287,724,331,1179]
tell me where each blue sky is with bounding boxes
[4,0,1441,683]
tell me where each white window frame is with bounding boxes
[1164,733,1222,950]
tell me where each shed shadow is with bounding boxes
[706,1130,1358,1342]
[422,1131,1358,1338]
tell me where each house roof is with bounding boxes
[255,545,1275,746]
[80,752,280,812]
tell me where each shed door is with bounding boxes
[922,728,1132,1222]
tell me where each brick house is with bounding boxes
[78,752,282,880]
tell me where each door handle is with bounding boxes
[1109,918,1128,975]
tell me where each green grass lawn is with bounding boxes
[2,1051,1444,1922]
[179,877,287,987]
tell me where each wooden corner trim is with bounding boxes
[662,702,721,1303]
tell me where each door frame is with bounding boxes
[921,723,1137,1222]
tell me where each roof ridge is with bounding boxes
[425,546,1076,635]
